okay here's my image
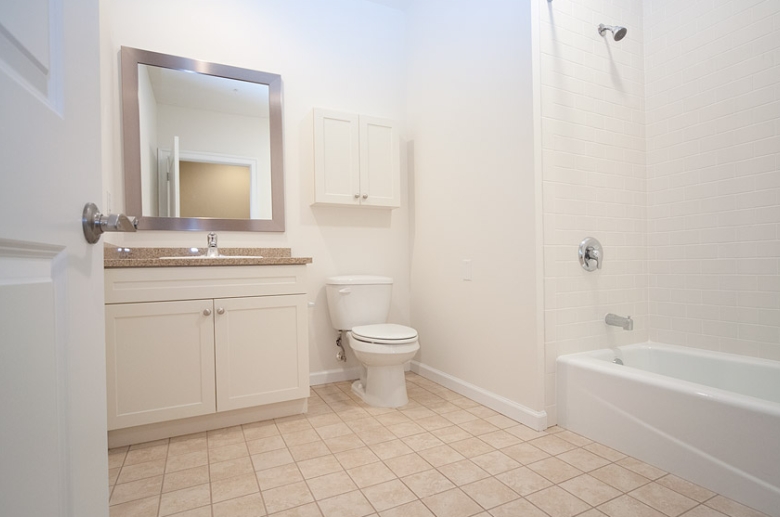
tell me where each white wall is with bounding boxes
[540,0,647,423]
[406,0,544,419]
[102,0,411,380]
[644,0,780,359]
[137,64,158,216]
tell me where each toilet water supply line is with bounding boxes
[336,331,347,362]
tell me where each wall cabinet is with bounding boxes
[312,108,400,208]
[105,266,308,431]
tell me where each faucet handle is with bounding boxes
[207,232,217,247]
[579,237,603,272]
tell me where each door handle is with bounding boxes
[82,203,138,244]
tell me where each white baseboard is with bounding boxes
[410,361,548,431]
[309,367,360,386]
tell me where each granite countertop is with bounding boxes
[104,245,312,268]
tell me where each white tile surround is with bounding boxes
[541,0,780,421]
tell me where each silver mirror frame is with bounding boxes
[120,46,285,231]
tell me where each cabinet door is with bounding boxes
[105,300,216,430]
[359,115,400,208]
[313,109,361,206]
[214,295,309,411]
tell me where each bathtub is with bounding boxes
[557,342,780,516]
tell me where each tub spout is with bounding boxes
[605,313,633,331]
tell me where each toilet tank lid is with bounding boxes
[326,275,393,285]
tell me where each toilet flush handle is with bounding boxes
[339,288,351,295]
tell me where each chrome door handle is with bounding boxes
[203,309,212,316]
[216,307,225,315]
[82,203,138,244]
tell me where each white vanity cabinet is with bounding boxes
[312,108,400,208]
[104,265,309,432]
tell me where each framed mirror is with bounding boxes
[121,46,285,231]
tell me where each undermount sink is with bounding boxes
[159,255,263,260]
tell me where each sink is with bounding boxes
[159,255,263,260]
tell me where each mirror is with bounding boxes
[121,47,285,231]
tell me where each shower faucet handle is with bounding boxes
[579,237,603,272]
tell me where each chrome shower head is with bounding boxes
[598,23,627,41]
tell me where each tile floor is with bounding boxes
[108,373,770,517]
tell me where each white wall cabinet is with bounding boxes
[312,108,400,208]
[105,266,309,431]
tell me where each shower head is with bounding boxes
[598,23,627,41]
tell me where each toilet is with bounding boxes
[325,275,419,407]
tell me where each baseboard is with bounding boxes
[309,366,360,386]
[410,361,548,431]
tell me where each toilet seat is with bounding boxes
[351,323,418,345]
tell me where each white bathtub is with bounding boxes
[557,342,780,516]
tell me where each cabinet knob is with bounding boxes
[217,307,225,315]
[354,193,360,198]
[362,193,368,199]
[203,309,212,316]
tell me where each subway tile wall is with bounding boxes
[644,0,780,359]
[540,0,648,424]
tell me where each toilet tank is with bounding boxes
[325,275,393,330]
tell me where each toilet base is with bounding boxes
[351,365,409,408]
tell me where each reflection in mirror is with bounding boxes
[121,47,284,231]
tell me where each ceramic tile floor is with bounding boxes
[108,373,770,517]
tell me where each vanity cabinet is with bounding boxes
[312,108,400,208]
[104,265,308,431]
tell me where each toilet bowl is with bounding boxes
[325,276,419,408]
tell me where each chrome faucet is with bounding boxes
[605,313,633,331]
[206,232,219,257]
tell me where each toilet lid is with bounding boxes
[352,323,418,343]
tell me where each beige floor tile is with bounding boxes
[117,459,165,484]
[255,463,303,491]
[124,445,168,466]
[416,415,454,431]
[418,444,466,467]
[108,450,128,469]
[336,446,381,469]
[247,435,287,455]
[402,406,437,420]
[252,448,295,471]
[401,468,455,498]
[110,475,163,506]
[168,436,208,457]
[338,407,371,421]
[109,467,121,486]
[437,459,490,486]
[262,480,314,514]
[243,421,280,441]
[209,442,249,464]
[347,461,397,488]
[158,483,211,516]
[376,412,412,426]
[499,443,550,465]
[617,457,667,481]
[460,477,519,510]
[656,475,716,503]
[318,490,375,517]
[577,510,608,517]
[108,495,159,517]
[209,426,245,449]
[431,426,473,444]
[705,495,769,517]
[166,506,212,517]
[377,499,435,517]
[362,479,417,512]
[477,430,521,449]
[495,466,553,496]
[402,432,445,452]
[489,497,549,517]
[387,422,426,439]
[471,451,521,475]
[307,413,343,428]
[370,439,414,460]
[425,401,460,415]
[484,414,519,429]
[449,397,481,409]
[163,465,210,493]
[354,426,398,445]
[590,464,651,492]
[458,420,501,437]
[290,440,331,462]
[166,450,209,474]
[583,443,627,462]
[526,485,591,517]
[556,448,611,472]
[129,439,169,451]
[347,416,384,432]
[599,494,666,517]
[504,424,546,441]
[325,433,366,454]
[306,470,357,500]
[283,429,321,446]
[211,472,259,504]
[384,452,433,477]
[555,430,592,447]
[297,455,343,479]
[449,438,495,458]
[527,457,583,484]
[269,501,323,516]
[316,422,354,440]
[559,474,621,507]
[631,483,698,517]
[212,492,266,517]
[681,506,729,517]
[528,435,578,456]
[467,407,500,419]
[209,455,254,482]
[275,416,313,433]
[421,487,483,517]
[444,410,481,425]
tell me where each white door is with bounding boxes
[313,109,361,206]
[359,115,400,208]
[0,1,108,516]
